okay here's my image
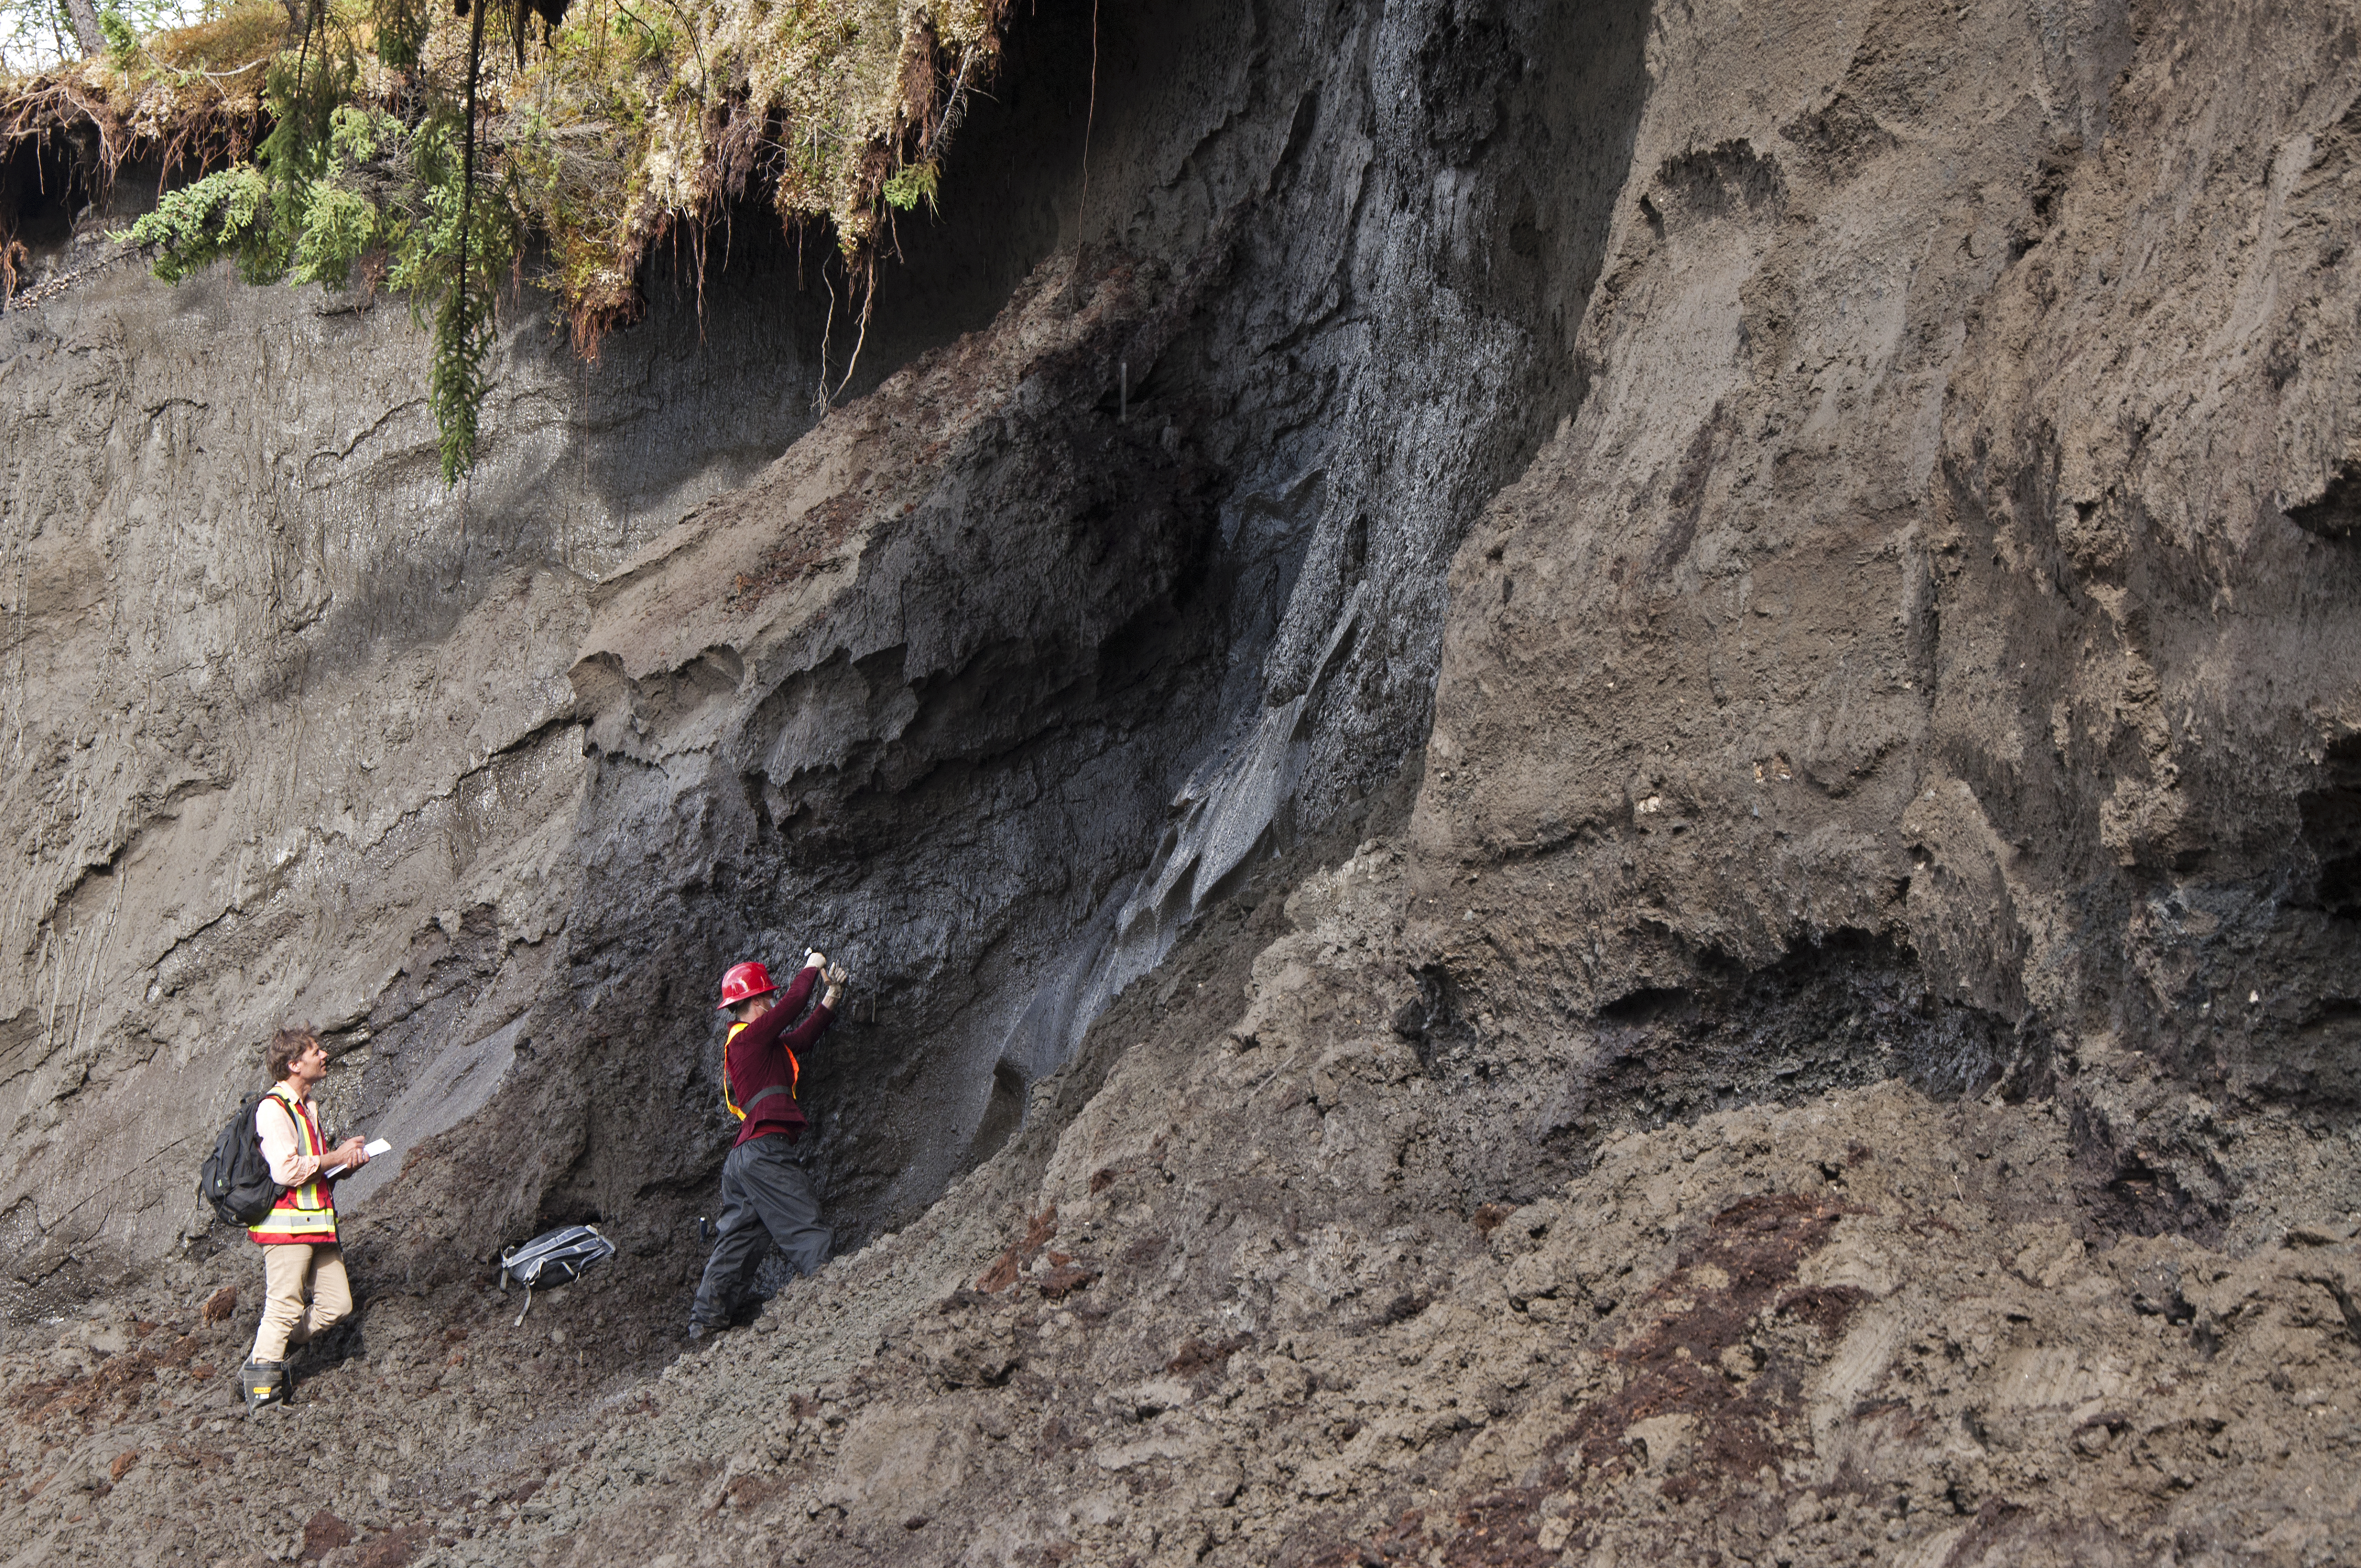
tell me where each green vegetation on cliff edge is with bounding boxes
[2,0,1007,480]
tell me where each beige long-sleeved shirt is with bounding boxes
[257,1089,325,1189]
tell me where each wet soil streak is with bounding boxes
[1428,1195,1864,1565]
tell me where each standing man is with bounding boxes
[241,1028,370,1412]
[688,950,848,1340]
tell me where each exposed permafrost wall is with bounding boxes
[28,0,2351,1315]
[0,247,826,1300]
[1,0,1652,1293]
[483,0,1653,1259]
[1405,0,2361,1223]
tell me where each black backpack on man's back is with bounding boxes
[198,1093,284,1227]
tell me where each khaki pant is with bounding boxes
[251,1243,351,1363]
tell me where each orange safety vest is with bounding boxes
[720,1020,800,1122]
[248,1088,338,1245]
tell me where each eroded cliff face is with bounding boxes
[1410,0,2361,1227]
[0,241,823,1303]
[0,40,1118,1297]
[459,0,1653,1267]
[4,0,2361,1564]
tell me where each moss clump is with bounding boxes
[145,3,291,81]
[498,0,1008,349]
[6,0,1010,479]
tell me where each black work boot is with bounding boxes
[240,1359,289,1413]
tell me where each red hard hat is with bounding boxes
[717,961,777,1010]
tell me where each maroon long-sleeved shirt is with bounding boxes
[723,964,835,1148]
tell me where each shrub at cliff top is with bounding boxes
[3,0,1008,480]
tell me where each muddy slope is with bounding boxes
[9,805,2358,1567]
[5,0,2361,1564]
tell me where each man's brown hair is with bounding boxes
[265,1028,319,1084]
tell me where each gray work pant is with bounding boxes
[690,1134,831,1327]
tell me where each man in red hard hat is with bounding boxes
[687,950,848,1340]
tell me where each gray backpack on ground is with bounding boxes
[499,1224,616,1322]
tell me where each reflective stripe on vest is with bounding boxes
[248,1089,338,1244]
[721,1020,800,1122]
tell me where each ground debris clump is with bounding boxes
[17,832,2354,1567]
